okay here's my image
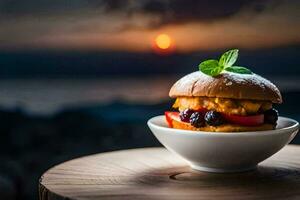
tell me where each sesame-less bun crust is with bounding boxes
[169,71,282,103]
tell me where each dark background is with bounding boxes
[0,0,299,199]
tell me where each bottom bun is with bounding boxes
[172,119,275,132]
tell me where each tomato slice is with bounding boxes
[165,111,264,127]
[223,114,264,126]
[165,112,180,128]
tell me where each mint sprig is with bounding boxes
[225,66,252,74]
[219,49,239,67]
[199,49,252,77]
[199,60,222,77]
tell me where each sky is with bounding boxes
[0,0,299,52]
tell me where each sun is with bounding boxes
[155,34,171,50]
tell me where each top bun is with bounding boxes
[169,71,282,103]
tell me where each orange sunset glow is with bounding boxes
[152,33,175,54]
[155,34,171,50]
[0,1,298,53]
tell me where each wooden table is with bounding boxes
[39,145,300,200]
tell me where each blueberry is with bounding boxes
[180,109,194,122]
[189,112,205,128]
[204,111,224,126]
[264,108,278,124]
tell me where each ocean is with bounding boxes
[0,76,299,115]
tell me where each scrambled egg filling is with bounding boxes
[172,97,272,115]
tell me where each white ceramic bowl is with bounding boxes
[148,116,299,173]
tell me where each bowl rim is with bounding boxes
[148,115,299,137]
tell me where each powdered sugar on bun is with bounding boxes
[169,71,282,103]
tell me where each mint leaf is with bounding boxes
[198,49,252,77]
[219,49,239,67]
[225,66,252,74]
[199,59,223,76]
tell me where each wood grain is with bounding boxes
[39,145,300,200]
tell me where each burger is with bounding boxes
[165,49,282,132]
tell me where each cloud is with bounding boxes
[102,0,259,27]
[0,0,97,16]
[0,0,256,22]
